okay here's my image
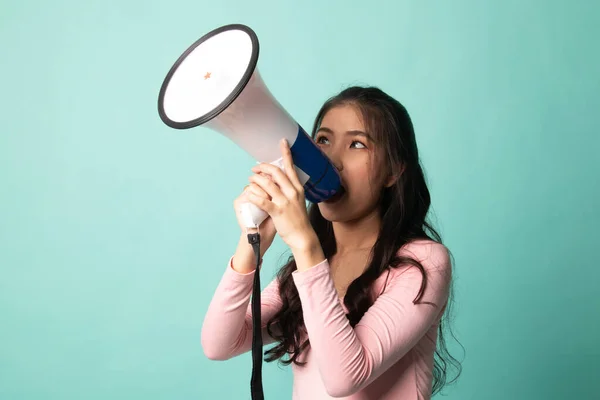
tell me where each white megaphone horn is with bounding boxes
[157,24,344,230]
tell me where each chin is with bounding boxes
[317,203,350,222]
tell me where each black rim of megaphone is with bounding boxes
[157,24,259,130]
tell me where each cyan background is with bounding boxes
[1,1,598,399]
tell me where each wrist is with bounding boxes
[291,231,325,272]
[233,235,258,271]
[289,228,318,251]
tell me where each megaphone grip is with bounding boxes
[240,202,269,228]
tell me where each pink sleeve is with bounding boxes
[201,256,283,360]
[291,242,452,397]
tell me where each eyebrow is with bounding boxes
[316,127,375,142]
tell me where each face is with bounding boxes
[314,104,394,222]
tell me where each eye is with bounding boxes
[316,136,367,149]
[351,141,367,149]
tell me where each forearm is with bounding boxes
[201,256,255,360]
[202,248,284,360]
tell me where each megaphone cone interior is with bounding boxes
[158,24,258,128]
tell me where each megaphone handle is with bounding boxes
[240,201,269,229]
[239,159,290,229]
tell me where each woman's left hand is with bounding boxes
[246,139,318,252]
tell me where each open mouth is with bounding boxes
[324,185,346,203]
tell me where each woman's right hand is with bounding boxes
[232,179,277,266]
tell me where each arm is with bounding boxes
[201,255,283,361]
[291,241,452,397]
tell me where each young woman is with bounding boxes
[201,86,462,399]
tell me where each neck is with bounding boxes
[331,208,381,254]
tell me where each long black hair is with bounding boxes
[263,86,463,395]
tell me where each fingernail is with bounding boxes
[281,138,288,146]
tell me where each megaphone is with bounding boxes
[157,24,344,400]
[157,24,344,230]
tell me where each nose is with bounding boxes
[323,148,343,173]
[327,155,343,173]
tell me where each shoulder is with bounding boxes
[355,241,452,313]
[397,239,452,273]
[382,239,452,293]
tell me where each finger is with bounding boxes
[249,173,284,203]
[280,138,303,190]
[246,190,275,214]
[248,182,271,200]
[251,163,297,199]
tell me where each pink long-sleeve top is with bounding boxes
[201,239,452,399]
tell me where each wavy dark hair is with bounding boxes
[263,86,463,395]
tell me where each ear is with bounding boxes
[384,175,398,188]
[384,164,405,188]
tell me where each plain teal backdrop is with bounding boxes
[1,0,599,399]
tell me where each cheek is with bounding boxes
[346,161,378,191]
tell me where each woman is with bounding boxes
[201,86,463,399]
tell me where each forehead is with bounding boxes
[319,104,365,131]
